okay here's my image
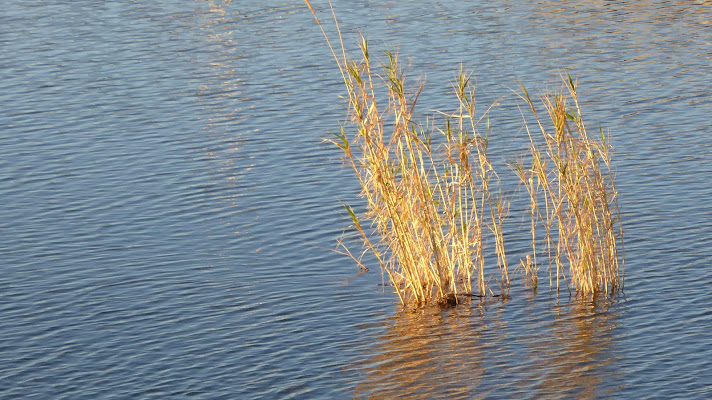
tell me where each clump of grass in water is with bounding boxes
[304,0,508,306]
[511,76,625,295]
[304,0,623,305]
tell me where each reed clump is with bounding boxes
[304,0,623,305]
[331,41,508,306]
[511,76,624,295]
[304,1,507,306]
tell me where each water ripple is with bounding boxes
[1,0,711,399]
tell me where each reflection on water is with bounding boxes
[352,301,489,399]
[193,0,244,205]
[353,294,622,399]
[528,296,622,399]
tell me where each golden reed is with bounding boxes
[304,1,623,305]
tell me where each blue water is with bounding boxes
[2,1,711,398]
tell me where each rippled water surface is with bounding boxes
[2,1,711,398]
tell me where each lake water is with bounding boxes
[2,1,711,398]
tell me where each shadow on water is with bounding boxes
[350,293,624,399]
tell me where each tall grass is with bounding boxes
[304,0,623,305]
[304,1,507,306]
[511,77,624,294]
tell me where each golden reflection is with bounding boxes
[208,0,232,16]
[353,295,622,398]
[523,295,622,399]
[194,3,243,134]
[504,0,712,87]
[527,0,712,53]
[191,0,244,209]
[531,0,712,25]
[352,302,491,399]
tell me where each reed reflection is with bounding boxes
[352,300,496,399]
[353,294,622,399]
[521,295,623,399]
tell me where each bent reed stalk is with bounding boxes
[304,0,623,305]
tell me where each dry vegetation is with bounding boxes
[304,0,623,306]
[512,77,624,295]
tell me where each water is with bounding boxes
[1,1,711,398]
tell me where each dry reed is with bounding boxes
[304,0,508,306]
[304,0,623,305]
[511,76,624,295]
